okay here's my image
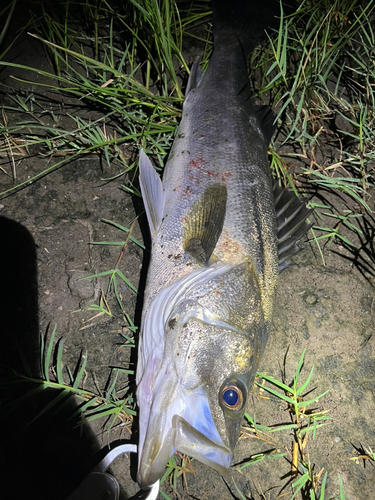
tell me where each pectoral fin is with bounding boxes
[183,184,227,263]
[139,149,164,237]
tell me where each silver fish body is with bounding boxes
[136,0,300,489]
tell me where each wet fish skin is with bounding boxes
[136,0,283,489]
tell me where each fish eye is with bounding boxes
[220,380,245,412]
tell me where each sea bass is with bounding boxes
[136,0,309,488]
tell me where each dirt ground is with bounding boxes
[1,13,375,500]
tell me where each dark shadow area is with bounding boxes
[129,174,152,484]
[331,212,375,286]
[0,216,101,500]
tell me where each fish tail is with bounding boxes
[212,0,284,56]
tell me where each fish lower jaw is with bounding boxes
[137,415,232,489]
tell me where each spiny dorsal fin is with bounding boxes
[273,182,313,272]
[139,149,164,238]
[183,184,227,263]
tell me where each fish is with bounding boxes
[135,0,310,489]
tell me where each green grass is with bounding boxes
[232,350,335,500]
[253,0,374,252]
[3,325,136,432]
[0,0,211,196]
[73,217,144,324]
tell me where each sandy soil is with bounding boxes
[0,13,374,500]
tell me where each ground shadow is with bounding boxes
[0,216,103,500]
[331,212,375,285]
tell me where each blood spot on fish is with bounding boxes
[221,172,232,182]
[189,157,205,170]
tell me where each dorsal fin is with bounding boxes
[139,149,164,238]
[183,184,227,263]
[273,182,313,272]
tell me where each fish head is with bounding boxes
[137,265,266,488]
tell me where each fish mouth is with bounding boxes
[138,414,232,489]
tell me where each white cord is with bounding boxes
[91,443,160,499]
[92,443,137,472]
